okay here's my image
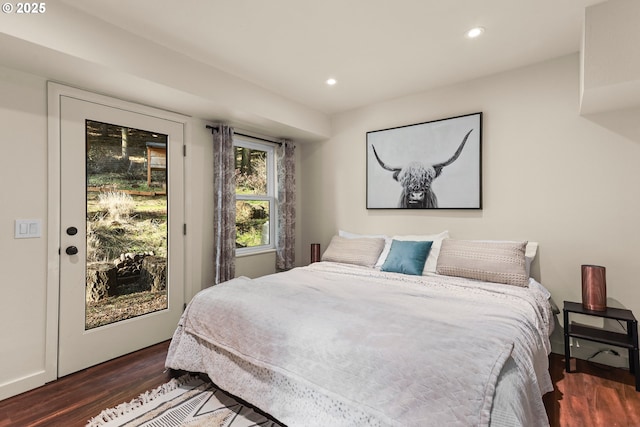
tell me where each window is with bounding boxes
[234,137,276,254]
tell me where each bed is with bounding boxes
[165,233,554,427]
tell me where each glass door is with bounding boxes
[58,95,185,377]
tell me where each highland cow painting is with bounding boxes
[366,112,482,209]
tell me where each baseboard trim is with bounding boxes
[0,370,46,401]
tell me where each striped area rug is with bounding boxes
[87,374,284,427]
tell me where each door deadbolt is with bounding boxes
[65,246,79,255]
[66,226,78,236]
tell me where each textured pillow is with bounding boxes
[376,230,449,274]
[339,229,391,266]
[436,239,528,287]
[321,235,386,268]
[381,240,433,276]
[478,240,538,277]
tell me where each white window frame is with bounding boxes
[234,136,277,255]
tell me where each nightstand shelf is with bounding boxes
[568,324,632,348]
[563,300,640,391]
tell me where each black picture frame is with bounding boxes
[366,112,482,209]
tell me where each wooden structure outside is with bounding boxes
[145,142,166,186]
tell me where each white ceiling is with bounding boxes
[59,0,606,115]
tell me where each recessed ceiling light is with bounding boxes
[326,78,337,86]
[466,27,485,39]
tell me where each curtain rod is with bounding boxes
[206,125,282,146]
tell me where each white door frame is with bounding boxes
[46,82,189,381]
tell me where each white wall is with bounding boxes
[300,54,640,357]
[0,66,49,399]
[184,118,216,294]
[581,0,640,114]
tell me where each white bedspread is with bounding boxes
[166,262,553,427]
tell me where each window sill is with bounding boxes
[236,248,277,258]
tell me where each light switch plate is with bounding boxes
[15,219,42,239]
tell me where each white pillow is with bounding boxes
[376,230,449,274]
[338,229,388,240]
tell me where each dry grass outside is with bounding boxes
[86,290,167,330]
[87,193,167,263]
[97,191,135,221]
[87,218,167,262]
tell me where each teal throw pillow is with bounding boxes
[381,240,433,276]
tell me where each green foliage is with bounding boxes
[88,172,164,192]
[236,200,269,248]
[236,224,266,248]
[235,148,267,194]
[235,148,269,247]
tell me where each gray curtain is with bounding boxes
[276,140,296,271]
[212,125,236,284]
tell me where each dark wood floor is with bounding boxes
[1,343,639,426]
[0,341,177,427]
[544,353,640,427]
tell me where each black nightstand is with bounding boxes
[563,300,640,391]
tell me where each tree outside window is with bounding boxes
[234,138,275,253]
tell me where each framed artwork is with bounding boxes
[366,112,482,209]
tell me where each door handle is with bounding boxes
[65,246,79,255]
